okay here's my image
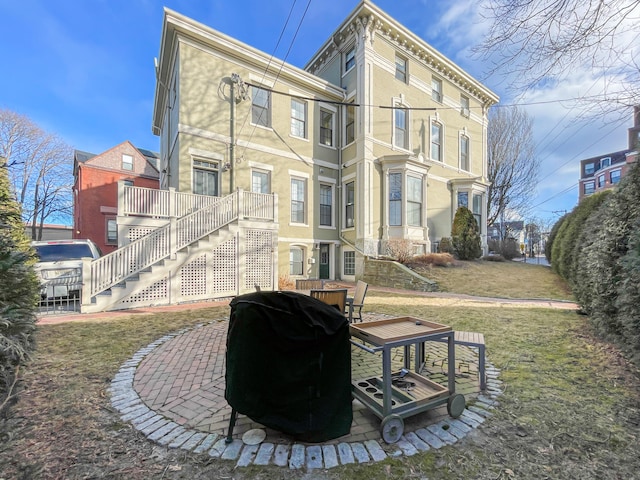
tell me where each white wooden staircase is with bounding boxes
[81,186,278,313]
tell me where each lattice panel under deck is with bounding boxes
[210,237,237,294]
[244,230,274,290]
[126,227,157,242]
[180,255,207,297]
[120,277,169,306]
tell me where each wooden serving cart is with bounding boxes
[350,317,465,443]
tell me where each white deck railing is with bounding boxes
[121,184,220,218]
[90,189,277,298]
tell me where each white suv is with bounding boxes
[32,239,102,300]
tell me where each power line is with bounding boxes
[236,0,301,141]
[240,81,633,112]
[240,0,313,160]
[536,114,630,184]
[530,183,577,210]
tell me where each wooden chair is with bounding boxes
[296,279,325,290]
[345,280,368,323]
[309,288,348,313]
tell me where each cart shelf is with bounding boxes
[350,316,465,443]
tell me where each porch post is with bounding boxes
[168,187,176,218]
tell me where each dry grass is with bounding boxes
[1,266,639,479]
[408,253,456,267]
[413,259,573,300]
[278,274,295,290]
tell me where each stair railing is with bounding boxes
[89,191,239,297]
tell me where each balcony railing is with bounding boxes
[120,184,220,218]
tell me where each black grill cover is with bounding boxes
[225,291,352,442]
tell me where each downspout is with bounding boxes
[337,91,365,261]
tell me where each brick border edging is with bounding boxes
[109,321,504,470]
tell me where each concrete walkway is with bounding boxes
[37,284,578,326]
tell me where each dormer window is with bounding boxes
[600,157,611,169]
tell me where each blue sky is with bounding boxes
[1,0,635,226]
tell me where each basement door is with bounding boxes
[319,243,330,279]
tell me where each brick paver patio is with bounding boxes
[111,312,503,468]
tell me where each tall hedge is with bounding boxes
[451,206,482,260]
[545,213,567,263]
[616,223,640,363]
[552,191,611,286]
[574,161,640,340]
[0,162,39,414]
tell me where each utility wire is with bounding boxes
[530,183,577,210]
[240,0,313,160]
[536,114,630,184]
[236,0,300,141]
[240,81,632,112]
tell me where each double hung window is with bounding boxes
[193,158,219,196]
[394,107,408,150]
[290,247,303,275]
[344,251,355,276]
[291,178,306,224]
[584,181,595,195]
[460,135,470,171]
[319,184,332,226]
[472,194,482,227]
[395,55,407,82]
[251,86,271,127]
[345,181,355,228]
[431,122,442,161]
[320,110,334,147]
[460,95,470,117]
[106,218,117,244]
[251,170,270,194]
[458,191,469,209]
[290,99,306,138]
[345,102,355,144]
[345,47,355,71]
[407,176,422,226]
[432,77,442,102]
[389,173,402,226]
[610,169,621,184]
[122,154,133,171]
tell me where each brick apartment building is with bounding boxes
[579,106,640,202]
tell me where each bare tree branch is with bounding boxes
[0,109,73,235]
[475,0,640,114]
[487,106,539,232]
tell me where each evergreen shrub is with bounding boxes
[0,162,40,415]
[451,207,482,260]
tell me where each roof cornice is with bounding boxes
[304,1,499,107]
[152,8,346,133]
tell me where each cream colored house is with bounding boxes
[78,1,497,312]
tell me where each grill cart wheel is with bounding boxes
[447,393,466,418]
[380,414,404,444]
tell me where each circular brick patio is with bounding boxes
[110,315,503,469]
